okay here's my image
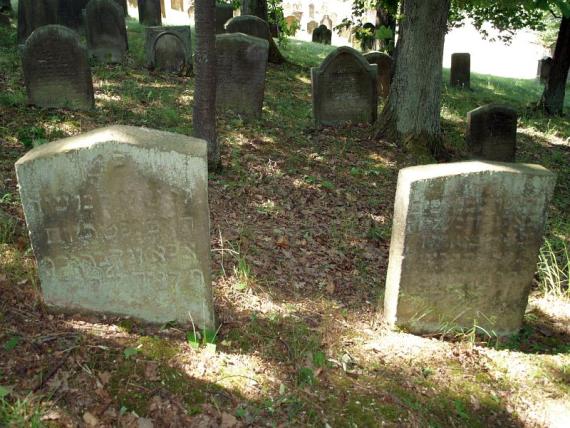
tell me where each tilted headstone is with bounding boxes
[216,33,269,119]
[145,26,192,74]
[17,0,58,44]
[306,20,318,34]
[138,0,161,26]
[450,52,470,89]
[384,161,556,336]
[311,46,377,126]
[215,4,234,34]
[16,126,215,329]
[86,0,128,64]
[225,15,284,64]
[312,24,331,45]
[22,25,95,110]
[364,51,393,98]
[466,104,517,162]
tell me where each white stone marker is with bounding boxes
[16,126,215,329]
[384,161,556,336]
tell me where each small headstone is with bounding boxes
[466,104,517,162]
[450,52,470,89]
[22,25,95,110]
[145,26,192,74]
[17,0,59,44]
[216,33,269,119]
[215,4,234,34]
[364,51,393,98]
[537,57,552,84]
[306,20,318,34]
[86,0,128,64]
[138,0,161,26]
[225,15,284,64]
[384,161,556,336]
[15,126,215,329]
[311,46,377,126]
[312,24,331,45]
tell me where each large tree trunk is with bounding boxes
[537,16,570,116]
[193,0,220,169]
[376,0,450,157]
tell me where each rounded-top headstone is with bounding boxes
[145,26,192,74]
[138,0,161,26]
[312,24,331,45]
[450,52,471,89]
[364,51,393,98]
[466,104,517,162]
[225,15,284,64]
[86,0,128,63]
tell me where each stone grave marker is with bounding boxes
[384,161,556,336]
[22,25,95,110]
[320,14,332,29]
[86,0,128,64]
[216,33,269,119]
[170,0,183,11]
[138,0,161,26]
[225,15,284,64]
[311,46,377,126]
[312,24,331,44]
[364,51,393,98]
[307,20,318,34]
[466,104,517,162]
[215,3,234,34]
[450,52,470,89]
[145,26,192,74]
[17,0,58,44]
[15,125,215,329]
[57,0,89,30]
[537,57,552,83]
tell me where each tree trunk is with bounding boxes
[241,0,268,21]
[193,0,220,169]
[375,5,396,55]
[376,0,450,157]
[537,16,570,116]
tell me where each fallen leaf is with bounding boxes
[276,236,289,248]
[98,371,111,386]
[83,411,99,426]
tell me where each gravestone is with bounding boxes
[170,0,183,11]
[307,20,318,34]
[138,0,161,26]
[361,22,376,51]
[537,57,552,83]
[311,46,377,126]
[285,15,298,35]
[466,104,517,162]
[215,4,234,34]
[145,26,192,74]
[320,14,332,29]
[216,33,269,119]
[22,25,95,110]
[450,52,470,89]
[364,51,393,98]
[312,24,331,45]
[112,0,128,15]
[57,0,89,30]
[86,0,128,64]
[15,126,215,329]
[225,15,284,64]
[309,3,314,18]
[17,0,58,44]
[384,161,556,336]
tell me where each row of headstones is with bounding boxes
[15,125,556,336]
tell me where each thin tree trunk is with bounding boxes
[537,16,570,116]
[193,0,219,169]
[376,0,450,157]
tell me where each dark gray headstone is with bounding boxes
[86,0,128,63]
[466,104,517,162]
[311,46,377,126]
[22,25,94,110]
[364,51,393,98]
[57,0,89,30]
[450,52,470,89]
[225,15,284,64]
[145,26,192,74]
[17,0,58,44]
[138,0,161,26]
[113,0,128,15]
[216,33,269,119]
[537,57,552,84]
[215,4,234,34]
[312,24,331,45]
[307,20,318,34]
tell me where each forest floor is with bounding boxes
[1,17,570,428]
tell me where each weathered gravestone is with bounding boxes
[312,24,331,45]
[466,104,517,162]
[22,25,95,110]
[384,161,556,336]
[138,0,161,26]
[17,0,58,44]
[311,46,377,126]
[15,125,215,329]
[170,0,183,11]
[145,26,192,74]
[86,0,128,64]
[112,0,128,15]
[225,15,285,64]
[537,57,552,83]
[450,52,471,89]
[364,51,393,98]
[216,33,269,119]
[306,20,318,34]
[215,3,234,34]
[57,0,89,30]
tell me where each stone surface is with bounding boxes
[311,46,377,126]
[364,51,393,98]
[216,33,269,119]
[86,0,128,64]
[537,57,552,84]
[22,25,94,110]
[466,104,517,162]
[57,0,89,30]
[312,24,331,44]
[145,26,192,74]
[384,161,556,336]
[138,0,161,26]
[17,0,58,43]
[450,52,470,89]
[15,125,215,329]
[225,15,284,64]
[215,4,234,34]
[306,20,318,34]
[170,0,183,11]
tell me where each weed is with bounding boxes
[537,238,569,299]
[0,396,45,428]
[233,253,253,291]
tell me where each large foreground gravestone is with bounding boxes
[225,15,284,64]
[23,25,94,110]
[311,46,377,126]
[450,52,470,89]
[145,26,192,74]
[364,51,393,98]
[466,104,517,162]
[312,24,331,44]
[215,3,234,34]
[384,161,556,336]
[138,0,161,26]
[216,33,269,119]
[16,126,215,329]
[86,0,128,64]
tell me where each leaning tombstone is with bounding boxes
[215,3,234,34]
[15,125,216,330]
[17,0,59,44]
[216,33,269,119]
[450,52,470,89]
[225,15,284,64]
[86,0,128,64]
[364,51,393,98]
[138,0,161,26]
[311,46,377,126]
[384,161,556,336]
[312,24,331,45]
[22,25,95,110]
[466,104,517,162]
[145,26,192,74]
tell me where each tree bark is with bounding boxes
[241,0,268,21]
[193,0,220,169]
[376,0,451,157]
[537,16,570,116]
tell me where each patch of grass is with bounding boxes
[538,238,569,299]
[0,396,45,428]
[137,336,179,361]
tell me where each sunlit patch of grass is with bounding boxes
[0,395,45,428]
